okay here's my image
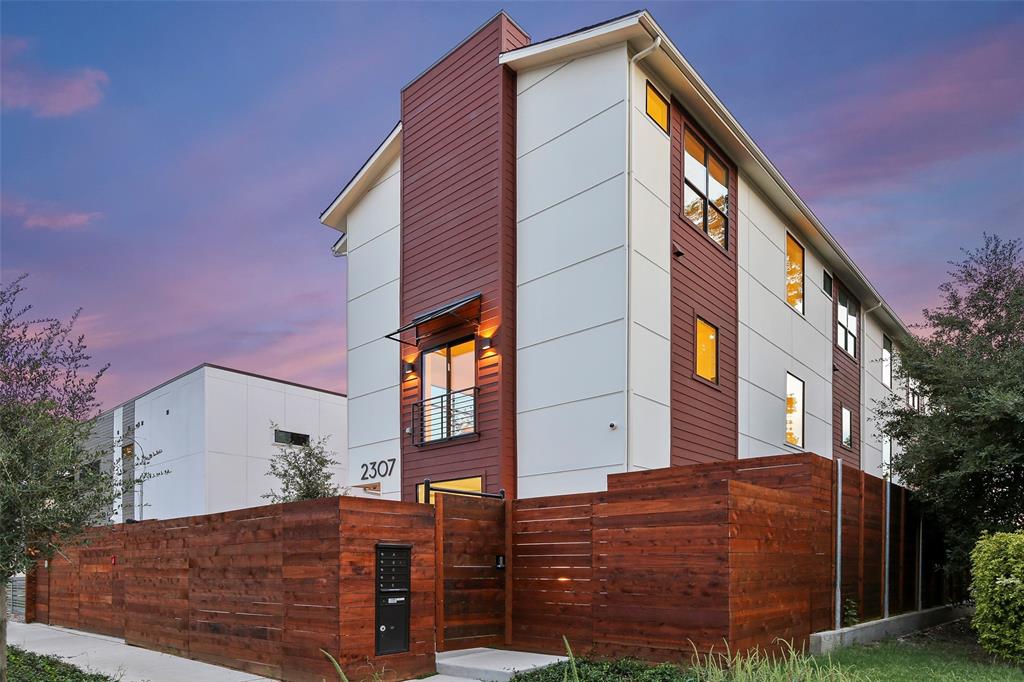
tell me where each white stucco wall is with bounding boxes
[515,45,630,498]
[737,174,834,460]
[344,156,402,499]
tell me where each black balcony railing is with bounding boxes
[411,387,478,445]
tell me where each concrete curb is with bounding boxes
[810,604,974,655]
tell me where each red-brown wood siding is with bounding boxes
[399,14,528,502]
[832,278,861,467]
[668,99,739,466]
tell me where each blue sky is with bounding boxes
[2,1,1022,407]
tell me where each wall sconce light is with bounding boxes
[403,362,416,375]
[480,337,493,351]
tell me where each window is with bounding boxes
[274,429,310,446]
[882,335,893,388]
[823,270,833,299]
[841,407,852,449]
[416,476,483,504]
[682,131,729,249]
[837,287,858,357]
[785,373,804,448]
[645,81,669,134]
[416,338,477,444]
[882,436,892,471]
[907,379,920,411]
[786,234,804,314]
[695,317,718,383]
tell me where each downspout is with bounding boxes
[884,478,891,618]
[625,36,661,473]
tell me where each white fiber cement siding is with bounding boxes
[737,173,834,460]
[127,367,347,519]
[515,45,629,498]
[861,312,904,479]
[627,60,671,472]
[344,156,402,499]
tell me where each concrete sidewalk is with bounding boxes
[8,621,274,682]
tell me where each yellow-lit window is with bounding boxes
[695,317,718,383]
[683,131,729,250]
[645,81,669,134]
[416,476,483,504]
[786,233,804,313]
[786,373,804,447]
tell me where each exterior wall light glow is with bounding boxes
[480,337,492,350]
[403,362,415,375]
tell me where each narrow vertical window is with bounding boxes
[882,335,893,388]
[837,286,858,357]
[682,131,729,250]
[907,379,920,411]
[645,81,669,134]
[785,373,804,447]
[823,270,833,299]
[882,435,892,471]
[841,407,852,448]
[786,233,805,313]
[695,317,718,383]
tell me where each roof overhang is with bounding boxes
[319,122,402,239]
[500,11,911,340]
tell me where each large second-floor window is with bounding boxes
[882,335,893,388]
[683,131,728,250]
[837,287,858,357]
[786,234,804,313]
[416,338,476,444]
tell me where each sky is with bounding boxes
[2,1,1023,409]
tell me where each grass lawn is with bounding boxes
[510,620,1022,681]
[6,645,117,682]
[823,619,1023,681]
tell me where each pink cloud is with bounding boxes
[2,195,103,231]
[1,35,109,117]
[766,22,1024,201]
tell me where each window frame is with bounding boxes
[645,80,669,134]
[274,429,310,447]
[881,435,892,472]
[822,270,834,300]
[907,380,920,411]
[785,372,805,448]
[694,316,720,385]
[680,127,730,251]
[785,232,805,315]
[416,475,484,504]
[882,335,893,388]
[840,406,853,450]
[416,335,479,445]
[836,286,859,358]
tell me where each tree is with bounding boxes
[0,276,159,681]
[263,426,341,503]
[875,234,1024,570]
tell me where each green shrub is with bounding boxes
[971,531,1024,663]
[6,645,117,681]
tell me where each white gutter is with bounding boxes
[624,37,660,473]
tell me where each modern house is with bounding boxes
[320,9,915,502]
[87,363,348,520]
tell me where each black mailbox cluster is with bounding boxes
[375,544,411,655]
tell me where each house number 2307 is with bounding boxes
[360,458,396,481]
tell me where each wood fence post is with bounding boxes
[834,460,842,630]
[858,470,865,619]
[434,493,445,653]
[898,488,906,612]
[504,497,513,647]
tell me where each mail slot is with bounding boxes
[375,543,411,655]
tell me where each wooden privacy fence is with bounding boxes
[29,496,436,682]
[507,453,939,659]
[27,452,946,675]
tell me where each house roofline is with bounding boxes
[96,363,346,419]
[500,10,912,340]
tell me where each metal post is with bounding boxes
[835,461,843,630]
[883,479,891,618]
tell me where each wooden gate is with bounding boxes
[434,494,506,651]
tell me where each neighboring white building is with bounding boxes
[88,364,348,520]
